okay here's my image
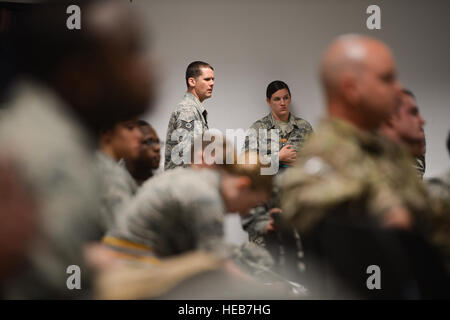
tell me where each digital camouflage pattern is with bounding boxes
[0,80,104,298]
[164,92,208,170]
[244,112,313,163]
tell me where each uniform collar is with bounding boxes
[322,117,389,154]
[267,112,297,133]
[184,92,206,115]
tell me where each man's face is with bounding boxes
[110,120,143,160]
[392,93,426,156]
[139,126,161,169]
[191,67,215,102]
[357,46,403,128]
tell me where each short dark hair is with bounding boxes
[185,61,213,88]
[402,88,416,99]
[266,80,291,100]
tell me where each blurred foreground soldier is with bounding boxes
[280,35,448,298]
[124,120,161,185]
[379,89,426,178]
[104,151,305,296]
[244,80,313,168]
[107,152,271,259]
[164,61,214,170]
[0,0,153,298]
[97,119,142,234]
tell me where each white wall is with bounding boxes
[137,0,450,178]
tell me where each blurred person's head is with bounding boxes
[379,89,426,157]
[99,119,143,162]
[124,120,161,184]
[0,160,37,282]
[266,80,291,122]
[190,131,235,169]
[320,34,403,131]
[137,120,161,170]
[9,0,154,132]
[185,61,214,102]
[219,152,272,215]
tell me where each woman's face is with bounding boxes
[267,88,291,120]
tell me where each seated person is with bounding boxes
[96,118,143,233]
[123,120,161,186]
[106,150,271,260]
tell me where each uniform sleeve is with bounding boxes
[165,109,203,170]
[189,196,229,258]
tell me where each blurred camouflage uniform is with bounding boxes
[242,113,313,245]
[109,167,228,258]
[280,118,431,235]
[0,80,104,298]
[426,170,450,273]
[164,93,208,170]
[427,170,450,205]
[95,151,138,234]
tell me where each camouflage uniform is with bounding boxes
[241,184,280,245]
[280,117,431,235]
[109,167,229,258]
[427,170,450,205]
[242,113,313,244]
[95,151,138,234]
[107,167,296,283]
[426,170,450,273]
[164,92,208,170]
[0,80,104,298]
[244,112,313,164]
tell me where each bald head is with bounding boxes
[320,34,402,130]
